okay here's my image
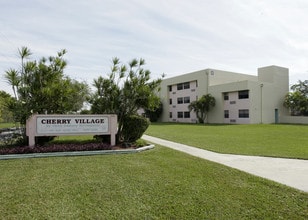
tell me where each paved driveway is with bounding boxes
[142,135,308,193]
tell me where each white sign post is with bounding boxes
[26,114,117,146]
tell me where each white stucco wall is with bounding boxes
[159,65,290,124]
[159,70,208,122]
[280,116,308,124]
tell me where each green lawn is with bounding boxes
[0,122,16,129]
[145,123,308,159]
[0,146,307,219]
[51,135,96,143]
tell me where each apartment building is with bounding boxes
[158,65,289,124]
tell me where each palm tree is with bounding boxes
[4,69,20,100]
[18,46,32,71]
[18,46,32,86]
[188,94,215,123]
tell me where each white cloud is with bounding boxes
[1,0,308,96]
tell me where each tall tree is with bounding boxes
[284,80,308,116]
[90,57,163,142]
[18,46,32,87]
[0,91,14,123]
[290,80,308,96]
[4,69,20,100]
[188,94,215,123]
[5,47,90,125]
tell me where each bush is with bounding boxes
[0,142,112,155]
[35,136,56,145]
[145,101,163,122]
[135,139,148,148]
[93,134,110,144]
[0,128,26,147]
[121,115,150,143]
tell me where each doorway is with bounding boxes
[275,109,279,124]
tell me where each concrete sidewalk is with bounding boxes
[142,135,308,193]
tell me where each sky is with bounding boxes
[1,0,308,95]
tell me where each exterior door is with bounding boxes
[275,109,279,124]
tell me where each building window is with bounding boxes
[184,82,190,89]
[239,109,249,118]
[177,112,183,118]
[184,96,190,103]
[169,86,172,92]
[177,97,183,104]
[224,110,229,118]
[230,101,236,104]
[169,99,172,105]
[169,112,172,118]
[177,83,183,90]
[177,82,191,90]
[224,93,229,101]
[184,111,190,118]
[238,90,249,99]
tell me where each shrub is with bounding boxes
[93,135,111,144]
[121,115,150,143]
[0,143,112,155]
[135,139,148,148]
[145,101,163,122]
[0,128,26,147]
[35,136,56,145]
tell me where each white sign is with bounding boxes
[36,115,109,134]
[26,114,117,146]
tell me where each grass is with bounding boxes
[0,146,307,219]
[51,135,96,144]
[0,122,16,129]
[145,123,308,159]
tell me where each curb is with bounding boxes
[0,144,155,160]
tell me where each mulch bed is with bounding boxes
[0,143,135,155]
